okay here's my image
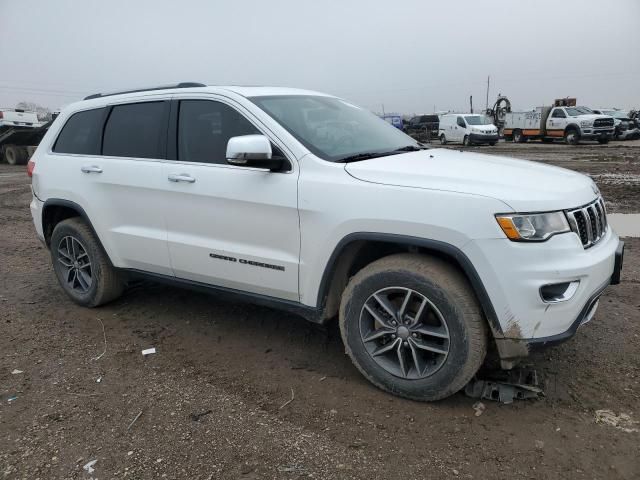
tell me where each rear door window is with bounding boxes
[177,100,259,164]
[551,109,566,118]
[53,108,104,155]
[102,102,167,158]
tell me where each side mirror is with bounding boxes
[226,135,285,171]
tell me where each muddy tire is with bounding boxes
[462,135,470,147]
[440,134,447,145]
[339,253,488,401]
[597,137,610,145]
[50,218,124,307]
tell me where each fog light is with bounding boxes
[539,281,580,303]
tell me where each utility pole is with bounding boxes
[381,104,385,116]
[469,95,473,113]
[485,75,490,111]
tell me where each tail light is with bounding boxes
[27,159,35,177]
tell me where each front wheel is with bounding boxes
[50,218,124,307]
[597,137,610,144]
[440,134,447,145]
[339,254,488,401]
[462,135,471,146]
[565,129,580,145]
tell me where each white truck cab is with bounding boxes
[28,84,624,401]
[438,114,499,146]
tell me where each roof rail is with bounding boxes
[83,82,206,100]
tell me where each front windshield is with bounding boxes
[250,95,419,161]
[603,110,628,119]
[464,115,491,125]
[566,107,588,117]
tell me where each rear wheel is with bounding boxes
[440,134,447,145]
[565,128,580,145]
[3,145,28,165]
[50,218,124,307]
[513,130,526,143]
[339,254,488,401]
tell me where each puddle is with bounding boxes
[609,214,640,238]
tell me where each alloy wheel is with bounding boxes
[359,287,450,379]
[57,236,93,294]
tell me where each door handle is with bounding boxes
[168,173,196,183]
[81,165,103,174]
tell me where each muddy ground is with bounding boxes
[1,141,639,479]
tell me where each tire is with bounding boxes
[50,217,124,307]
[488,142,496,146]
[339,253,488,401]
[597,137,609,144]
[4,145,23,165]
[565,128,580,145]
[440,134,447,145]
[513,130,525,143]
[462,135,470,146]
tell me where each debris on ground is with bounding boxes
[279,387,295,410]
[83,459,97,474]
[472,401,486,416]
[11,369,23,374]
[141,347,156,356]
[96,376,102,383]
[127,410,144,431]
[91,318,107,361]
[7,395,18,403]
[595,410,639,433]
[190,410,213,422]
[465,368,543,404]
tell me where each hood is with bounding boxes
[344,149,598,212]
[575,114,609,121]
[469,124,497,132]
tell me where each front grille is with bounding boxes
[566,198,608,248]
[593,118,614,128]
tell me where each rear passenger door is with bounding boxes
[50,100,173,275]
[162,98,300,301]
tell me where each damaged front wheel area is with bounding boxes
[339,253,488,401]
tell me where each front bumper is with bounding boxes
[469,133,499,144]
[463,227,622,363]
[580,128,614,139]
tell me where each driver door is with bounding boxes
[162,98,300,301]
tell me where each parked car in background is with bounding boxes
[380,114,403,130]
[404,114,439,139]
[592,109,640,140]
[0,108,44,164]
[439,114,498,146]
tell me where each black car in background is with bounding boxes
[404,114,440,139]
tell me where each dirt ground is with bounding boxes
[1,141,639,479]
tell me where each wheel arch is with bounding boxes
[316,232,503,337]
[42,199,113,265]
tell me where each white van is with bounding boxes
[439,114,498,146]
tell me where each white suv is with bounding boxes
[29,83,624,401]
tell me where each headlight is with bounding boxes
[495,211,570,241]
[580,120,593,127]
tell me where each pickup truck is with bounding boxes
[0,109,43,164]
[503,106,615,145]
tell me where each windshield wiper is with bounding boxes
[336,145,427,163]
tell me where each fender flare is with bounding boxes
[42,199,113,265]
[316,232,503,337]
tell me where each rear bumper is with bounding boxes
[469,133,498,143]
[30,194,45,244]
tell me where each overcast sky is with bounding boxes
[1,0,639,114]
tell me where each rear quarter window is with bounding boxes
[53,108,105,155]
